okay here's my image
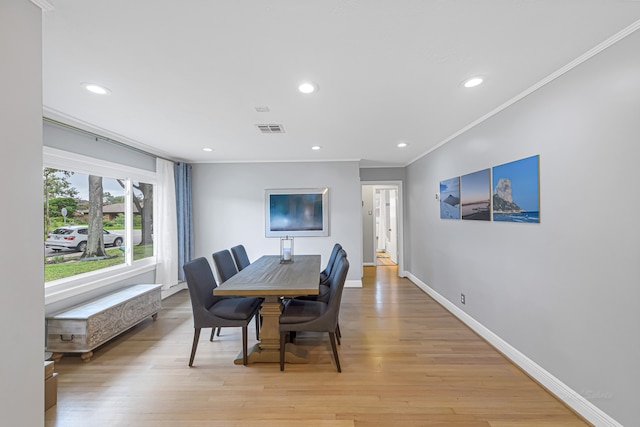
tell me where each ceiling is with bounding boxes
[41,1,640,167]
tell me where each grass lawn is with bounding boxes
[45,245,153,282]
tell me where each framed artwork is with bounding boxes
[492,155,540,223]
[440,177,460,219]
[460,169,491,221]
[265,188,329,237]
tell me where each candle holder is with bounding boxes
[280,236,294,263]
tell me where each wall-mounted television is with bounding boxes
[265,188,329,237]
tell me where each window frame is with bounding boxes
[43,147,157,304]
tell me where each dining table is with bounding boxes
[213,254,321,364]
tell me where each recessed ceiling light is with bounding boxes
[463,77,484,88]
[298,82,318,94]
[397,142,408,148]
[82,83,111,95]
[311,145,321,150]
[202,148,213,152]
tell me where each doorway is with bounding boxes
[375,187,397,265]
[361,182,403,276]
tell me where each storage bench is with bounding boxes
[46,284,162,361]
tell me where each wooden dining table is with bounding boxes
[213,254,320,364]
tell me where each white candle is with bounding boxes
[283,248,291,261]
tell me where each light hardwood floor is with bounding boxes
[376,251,397,267]
[45,266,589,427]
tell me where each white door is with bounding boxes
[387,189,398,264]
[376,190,387,251]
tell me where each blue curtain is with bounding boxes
[175,162,194,281]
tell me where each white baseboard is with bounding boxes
[363,262,376,267]
[405,272,622,427]
[161,282,187,299]
[345,279,362,288]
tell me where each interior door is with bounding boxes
[377,190,387,251]
[387,188,398,264]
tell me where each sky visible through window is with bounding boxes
[66,172,124,199]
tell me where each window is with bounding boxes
[132,180,154,261]
[43,147,156,300]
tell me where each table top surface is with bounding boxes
[214,254,320,297]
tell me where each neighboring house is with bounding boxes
[76,203,142,222]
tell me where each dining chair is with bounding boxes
[210,249,242,339]
[212,249,239,283]
[279,250,349,372]
[292,248,346,342]
[231,244,251,271]
[320,243,342,286]
[296,247,347,304]
[183,257,262,366]
[212,249,263,339]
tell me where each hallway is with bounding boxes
[376,251,397,266]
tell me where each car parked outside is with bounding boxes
[45,225,124,252]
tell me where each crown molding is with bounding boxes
[31,0,54,11]
[407,18,640,167]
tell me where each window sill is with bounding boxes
[44,258,157,305]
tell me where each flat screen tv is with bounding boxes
[265,188,329,237]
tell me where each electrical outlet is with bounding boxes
[461,293,465,304]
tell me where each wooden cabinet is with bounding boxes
[46,284,162,361]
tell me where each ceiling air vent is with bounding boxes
[256,124,285,133]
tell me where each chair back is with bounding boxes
[321,243,343,285]
[212,249,238,283]
[325,249,349,326]
[183,257,220,325]
[231,244,251,271]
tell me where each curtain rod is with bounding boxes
[43,117,176,163]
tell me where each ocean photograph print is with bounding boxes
[440,177,460,219]
[460,169,491,221]
[492,155,540,223]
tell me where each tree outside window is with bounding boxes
[132,181,154,260]
[43,169,154,281]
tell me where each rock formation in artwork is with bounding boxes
[493,178,522,213]
[443,194,459,206]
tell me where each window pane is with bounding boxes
[44,169,126,281]
[132,181,154,261]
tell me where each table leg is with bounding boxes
[233,296,308,364]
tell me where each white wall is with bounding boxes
[405,29,640,426]
[0,1,45,425]
[360,167,406,183]
[191,161,363,283]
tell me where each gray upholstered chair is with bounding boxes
[183,257,262,366]
[293,248,347,342]
[212,249,239,283]
[320,243,342,287]
[279,250,349,372]
[297,245,346,306]
[231,244,251,271]
[212,249,262,339]
[210,249,241,339]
